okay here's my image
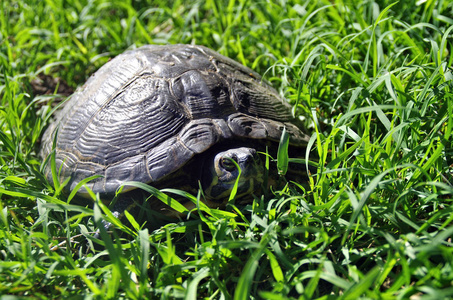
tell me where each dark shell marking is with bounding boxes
[41,44,308,196]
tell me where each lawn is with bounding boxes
[1,0,453,299]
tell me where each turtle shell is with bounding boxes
[41,44,308,196]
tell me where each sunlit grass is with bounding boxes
[1,0,453,298]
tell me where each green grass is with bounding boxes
[1,0,453,298]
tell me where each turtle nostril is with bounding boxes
[244,149,258,165]
[243,154,253,166]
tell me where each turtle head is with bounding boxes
[202,147,264,202]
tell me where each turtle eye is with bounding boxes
[220,157,237,172]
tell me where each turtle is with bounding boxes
[40,44,310,217]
